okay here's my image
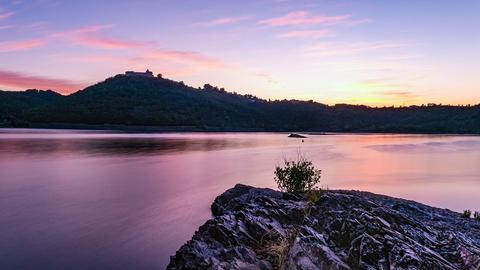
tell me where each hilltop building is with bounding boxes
[125,69,154,78]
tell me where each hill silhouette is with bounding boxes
[1,74,479,133]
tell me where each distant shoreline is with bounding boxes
[1,124,479,136]
[2,75,479,135]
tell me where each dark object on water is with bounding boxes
[168,184,480,269]
[288,133,307,138]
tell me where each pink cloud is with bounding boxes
[0,25,118,53]
[0,39,46,52]
[61,48,227,77]
[147,50,226,69]
[162,67,200,77]
[259,11,351,26]
[52,24,228,73]
[344,18,373,26]
[275,29,333,39]
[46,24,113,39]
[52,24,151,50]
[0,69,85,93]
[48,25,228,75]
[304,42,405,56]
[72,24,114,33]
[63,54,127,63]
[196,16,251,26]
[0,11,14,20]
[76,34,150,49]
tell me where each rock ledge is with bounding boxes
[168,184,480,269]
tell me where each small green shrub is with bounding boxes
[463,210,472,218]
[474,211,480,220]
[274,153,321,193]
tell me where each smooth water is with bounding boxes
[1,129,479,269]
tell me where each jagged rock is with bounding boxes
[168,184,480,270]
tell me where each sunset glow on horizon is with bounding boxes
[0,0,479,106]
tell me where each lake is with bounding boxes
[1,129,479,269]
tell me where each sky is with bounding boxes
[0,0,479,106]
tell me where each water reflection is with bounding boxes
[366,139,480,153]
[0,137,255,157]
[0,129,479,269]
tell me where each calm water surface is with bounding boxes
[1,129,480,269]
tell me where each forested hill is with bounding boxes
[1,74,480,133]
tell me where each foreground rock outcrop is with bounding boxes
[168,184,480,270]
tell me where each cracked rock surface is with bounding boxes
[168,184,480,270]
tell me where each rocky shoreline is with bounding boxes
[168,184,480,270]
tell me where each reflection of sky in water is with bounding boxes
[366,139,480,153]
[1,130,480,269]
[0,130,344,158]
[0,137,254,156]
